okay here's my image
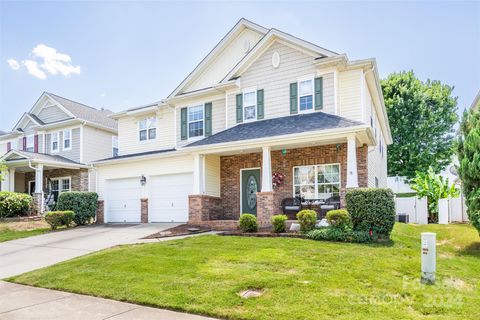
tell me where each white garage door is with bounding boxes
[106,178,141,223]
[149,173,193,222]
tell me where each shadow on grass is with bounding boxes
[458,242,480,257]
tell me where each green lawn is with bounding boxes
[0,220,50,242]
[8,224,480,320]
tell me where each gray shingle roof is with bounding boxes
[186,112,363,147]
[5,150,83,165]
[27,113,45,125]
[95,148,176,162]
[47,93,117,130]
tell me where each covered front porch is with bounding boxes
[0,150,90,214]
[187,129,373,229]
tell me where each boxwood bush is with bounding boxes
[296,209,317,232]
[345,188,395,237]
[57,192,98,225]
[239,214,258,232]
[271,214,288,233]
[0,191,32,218]
[306,227,372,243]
[44,211,75,230]
[326,209,352,230]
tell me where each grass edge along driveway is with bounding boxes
[8,224,480,320]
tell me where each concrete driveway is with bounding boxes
[0,223,178,278]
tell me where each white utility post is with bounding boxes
[261,146,272,192]
[193,154,205,195]
[346,136,359,188]
[421,232,436,284]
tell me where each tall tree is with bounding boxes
[381,71,458,179]
[457,108,480,234]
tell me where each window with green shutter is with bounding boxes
[204,102,212,136]
[236,94,243,123]
[180,107,188,140]
[315,77,323,110]
[290,82,298,114]
[257,89,264,119]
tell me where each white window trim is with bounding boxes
[26,134,34,152]
[51,132,59,153]
[50,176,71,193]
[138,117,158,143]
[292,163,341,200]
[297,75,315,114]
[187,103,205,141]
[62,129,72,151]
[112,136,119,157]
[242,87,257,123]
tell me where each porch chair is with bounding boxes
[281,197,302,219]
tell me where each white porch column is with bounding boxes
[346,136,359,188]
[261,146,272,192]
[35,164,43,193]
[193,154,205,194]
[1,168,11,191]
[8,168,16,192]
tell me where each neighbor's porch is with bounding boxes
[188,133,370,229]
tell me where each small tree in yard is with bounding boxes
[0,162,7,182]
[410,167,459,223]
[458,107,480,234]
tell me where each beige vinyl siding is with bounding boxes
[176,98,225,148]
[14,172,25,193]
[367,107,388,188]
[118,107,175,155]
[205,154,220,197]
[226,41,335,127]
[23,120,37,134]
[96,154,193,200]
[45,128,81,162]
[183,28,264,93]
[82,125,115,163]
[0,141,8,156]
[338,69,363,122]
[37,105,71,123]
[88,168,96,192]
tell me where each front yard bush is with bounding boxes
[239,214,258,232]
[44,211,75,230]
[346,188,395,238]
[57,192,98,225]
[296,209,317,232]
[306,228,372,243]
[0,192,32,218]
[271,214,288,233]
[326,209,352,230]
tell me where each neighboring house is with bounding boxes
[93,18,392,228]
[0,92,118,213]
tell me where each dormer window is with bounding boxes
[51,132,59,152]
[63,129,72,150]
[298,78,314,112]
[26,135,34,152]
[243,89,257,121]
[139,117,156,141]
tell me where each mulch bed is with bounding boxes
[219,231,307,238]
[0,215,43,222]
[143,224,212,239]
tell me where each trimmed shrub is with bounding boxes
[345,188,396,237]
[306,227,372,243]
[57,192,98,225]
[0,192,32,218]
[44,211,75,230]
[296,209,317,232]
[271,214,288,233]
[239,214,258,232]
[326,209,352,230]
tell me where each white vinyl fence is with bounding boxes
[395,196,428,224]
[438,197,469,224]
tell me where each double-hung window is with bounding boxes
[294,164,340,201]
[188,105,204,138]
[243,89,257,121]
[112,136,119,157]
[51,132,59,152]
[298,78,314,112]
[49,177,71,200]
[139,117,157,141]
[63,129,72,150]
[26,135,34,152]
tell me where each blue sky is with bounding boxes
[1,1,479,131]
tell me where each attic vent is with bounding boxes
[272,51,280,68]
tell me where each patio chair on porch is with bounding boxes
[281,197,302,219]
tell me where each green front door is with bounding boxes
[241,168,261,215]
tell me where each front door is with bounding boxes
[28,181,35,195]
[241,168,261,215]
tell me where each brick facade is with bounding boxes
[141,198,148,223]
[188,195,237,230]
[24,168,89,193]
[96,200,104,224]
[219,144,368,220]
[256,191,275,227]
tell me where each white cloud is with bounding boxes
[32,44,80,77]
[7,59,20,70]
[23,60,46,80]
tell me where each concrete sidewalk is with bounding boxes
[0,281,217,320]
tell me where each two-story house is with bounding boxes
[93,19,391,228]
[0,92,117,213]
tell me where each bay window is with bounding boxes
[294,164,340,201]
[188,105,204,138]
[139,117,157,141]
[243,89,257,121]
[298,78,313,112]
